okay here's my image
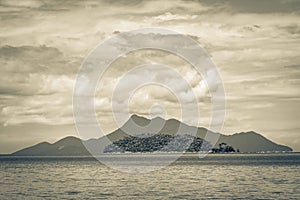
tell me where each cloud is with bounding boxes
[0,45,79,74]
[0,45,78,97]
[0,92,74,126]
[277,24,300,35]
[285,64,300,69]
[152,12,198,22]
[199,0,300,14]
[0,0,300,152]
[0,44,77,126]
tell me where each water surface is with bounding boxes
[1,154,299,199]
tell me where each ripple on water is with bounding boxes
[0,154,299,199]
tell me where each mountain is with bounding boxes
[105,115,292,152]
[12,115,292,156]
[217,131,292,152]
[12,136,90,156]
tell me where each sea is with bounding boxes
[1,153,300,199]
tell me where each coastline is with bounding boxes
[1,151,299,158]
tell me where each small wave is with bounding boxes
[66,191,82,195]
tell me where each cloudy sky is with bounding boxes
[1,0,300,153]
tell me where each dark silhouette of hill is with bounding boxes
[12,115,292,156]
[12,136,90,156]
[217,131,292,153]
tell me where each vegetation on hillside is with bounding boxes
[211,142,237,153]
[104,133,212,153]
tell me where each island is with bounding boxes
[11,115,293,156]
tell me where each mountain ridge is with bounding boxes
[12,115,293,156]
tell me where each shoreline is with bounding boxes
[0,151,299,157]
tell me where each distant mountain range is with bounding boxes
[12,115,292,156]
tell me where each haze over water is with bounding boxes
[1,154,300,199]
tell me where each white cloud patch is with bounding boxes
[153,12,198,21]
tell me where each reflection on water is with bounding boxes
[1,154,300,199]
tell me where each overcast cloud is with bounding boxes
[0,0,300,153]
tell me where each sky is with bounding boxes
[0,0,300,153]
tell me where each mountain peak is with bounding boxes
[233,131,260,136]
[54,136,81,145]
[130,114,149,120]
[128,114,170,127]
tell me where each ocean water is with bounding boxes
[1,154,300,199]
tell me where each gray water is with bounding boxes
[1,154,300,199]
